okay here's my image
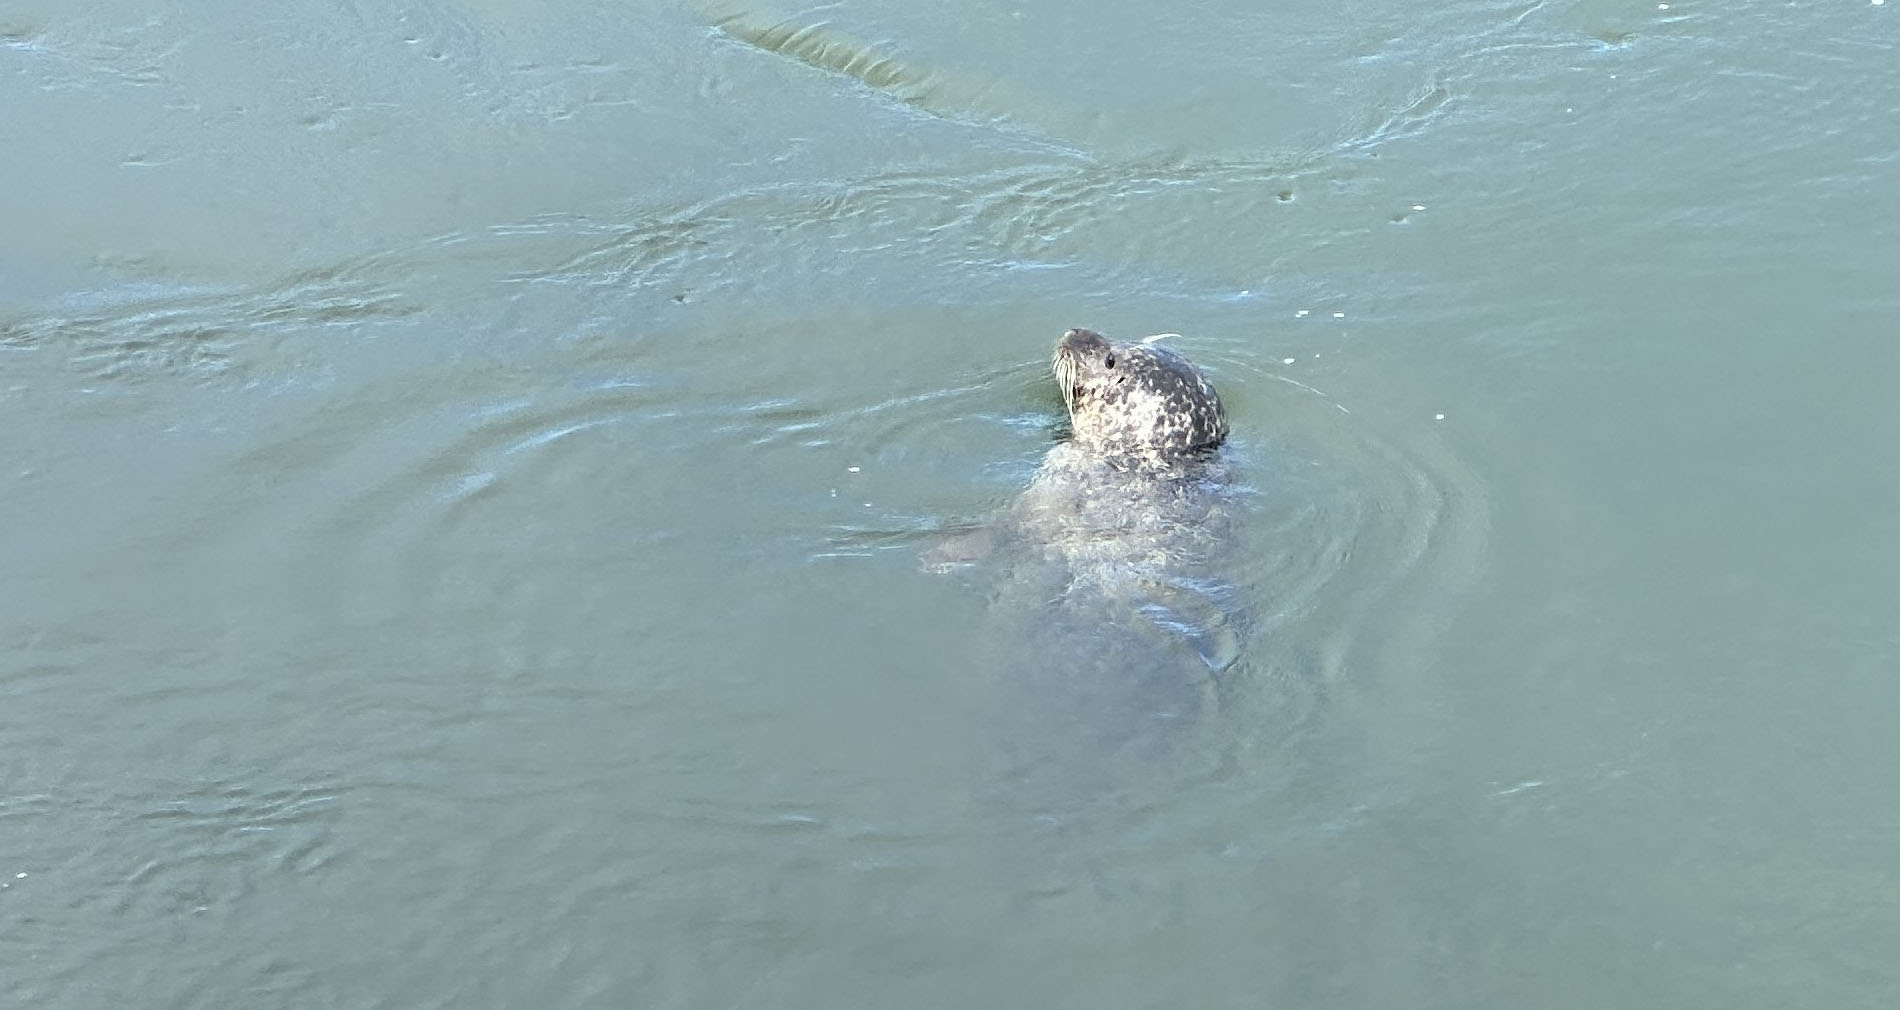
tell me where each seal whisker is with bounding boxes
[1053,347,1078,421]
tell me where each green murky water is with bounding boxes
[4,2,1897,1007]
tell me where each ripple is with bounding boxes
[515,155,1333,307]
[856,334,1490,845]
[695,1,1060,136]
[1217,351,1490,679]
[0,256,416,386]
[29,779,346,921]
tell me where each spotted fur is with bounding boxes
[1052,328,1227,465]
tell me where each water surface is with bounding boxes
[4,1,1898,1007]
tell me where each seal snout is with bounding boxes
[1053,328,1111,417]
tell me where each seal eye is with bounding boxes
[1104,354,1116,369]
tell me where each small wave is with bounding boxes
[694,1,1058,137]
[1,257,415,386]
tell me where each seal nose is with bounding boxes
[1058,328,1108,353]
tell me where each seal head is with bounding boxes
[1052,328,1227,463]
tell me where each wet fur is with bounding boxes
[1052,328,1227,465]
[967,329,1242,822]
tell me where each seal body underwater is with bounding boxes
[1011,328,1241,670]
[937,328,1247,821]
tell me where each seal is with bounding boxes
[934,328,1245,824]
[997,328,1239,643]
[931,328,1237,612]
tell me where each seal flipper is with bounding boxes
[1137,587,1243,674]
[920,522,1001,573]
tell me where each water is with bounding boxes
[4,1,1898,1007]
